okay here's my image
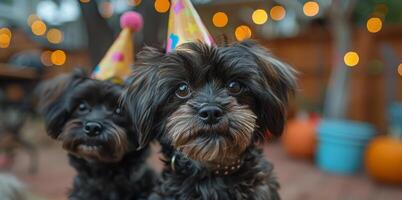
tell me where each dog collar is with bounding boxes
[209,158,243,176]
[170,152,244,176]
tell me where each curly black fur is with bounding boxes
[150,144,280,200]
[69,148,157,200]
[124,40,296,200]
[36,69,157,200]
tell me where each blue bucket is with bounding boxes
[389,103,402,135]
[316,120,375,175]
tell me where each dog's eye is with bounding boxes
[175,82,191,99]
[79,103,87,111]
[114,107,122,115]
[77,102,90,113]
[227,81,242,95]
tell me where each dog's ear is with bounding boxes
[238,40,297,137]
[122,46,165,149]
[35,69,86,138]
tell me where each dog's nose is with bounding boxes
[198,106,223,124]
[83,122,103,137]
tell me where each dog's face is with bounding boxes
[124,41,296,163]
[37,70,133,162]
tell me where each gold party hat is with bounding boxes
[166,0,214,53]
[92,11,143,83]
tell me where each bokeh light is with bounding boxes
[128,0,141,6]
[47,28,63,44]
[212,12,228,28]
[155,0,170,13]
[235,25,252,41]
[270,5,286,21]
[80,0,90,3]
[31,20,47,36]
[41,50,53,66]
[252,9,268,25]
[344,51,359,67]
[51,50,67,66]
[374,4,388,17]
[398,63,402,76]
[27,14,40,26]
[303,1,319,17]
[366,17,382,33]
[0,28,12,48]
[99,1,114,18]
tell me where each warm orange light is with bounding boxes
[100,2,114,18]
[398,63,402,76]
[31,20,47,36]
[235,25,252,41]
[27,14,40,26]
[80,0,90,3]
[128,0,141,6]
[41,50,53,66]
[344,51,359,67]
[155,0,170,13]
[51,50,67,66]
[270,5,286,21]
[0,28,12,48]
[367,17,382,33]
[252,9,268,25]
[303,1,319,17]
[0,35,10,48]
[47,28,63,44]
[212,12,228,28]
[0,27,11,37]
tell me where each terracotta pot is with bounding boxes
[282,117,318,159]
[365,136,402,184]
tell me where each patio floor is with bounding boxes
[7,140,402,200]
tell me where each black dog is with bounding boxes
[123,41,296,200]
[37,70,156,200]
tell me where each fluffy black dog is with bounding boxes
[37,70,156,200]
[123,40,296,200]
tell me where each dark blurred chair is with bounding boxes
[0,51,43,174]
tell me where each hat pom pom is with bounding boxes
[120,11,143,32]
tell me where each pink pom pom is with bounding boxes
[120,11,143,32]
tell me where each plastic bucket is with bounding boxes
[389,103,402,135]
[316,120,375,175]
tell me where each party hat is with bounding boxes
[166,0,214,53]
[92,11,143,84]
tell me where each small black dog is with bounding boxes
[37,69,156,200]
[123,41,296,200]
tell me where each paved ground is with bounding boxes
[263,144,402,200]
[5,139,402,200]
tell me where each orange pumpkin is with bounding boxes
[282,117,318,159]
[365,136,402,184]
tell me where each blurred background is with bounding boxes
[0,0,401,199]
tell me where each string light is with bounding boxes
[366,17,382,33]
[80,0,90,3]
[212,12,228,28]
[41,50,53,66]
[47,28,64,44]
[252,9,268,25]
[155,0,170,13]
[51,50,67,66]
[0,28,11,48]
[27,14,40,26]
[128,0,141,6]
[270,5,286,21]
[31,20,47,36]
[100,1,114,18]
[303,1,319,17]
[344,51,359,67]
[235,25,252,41]
[398,63,402,76]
